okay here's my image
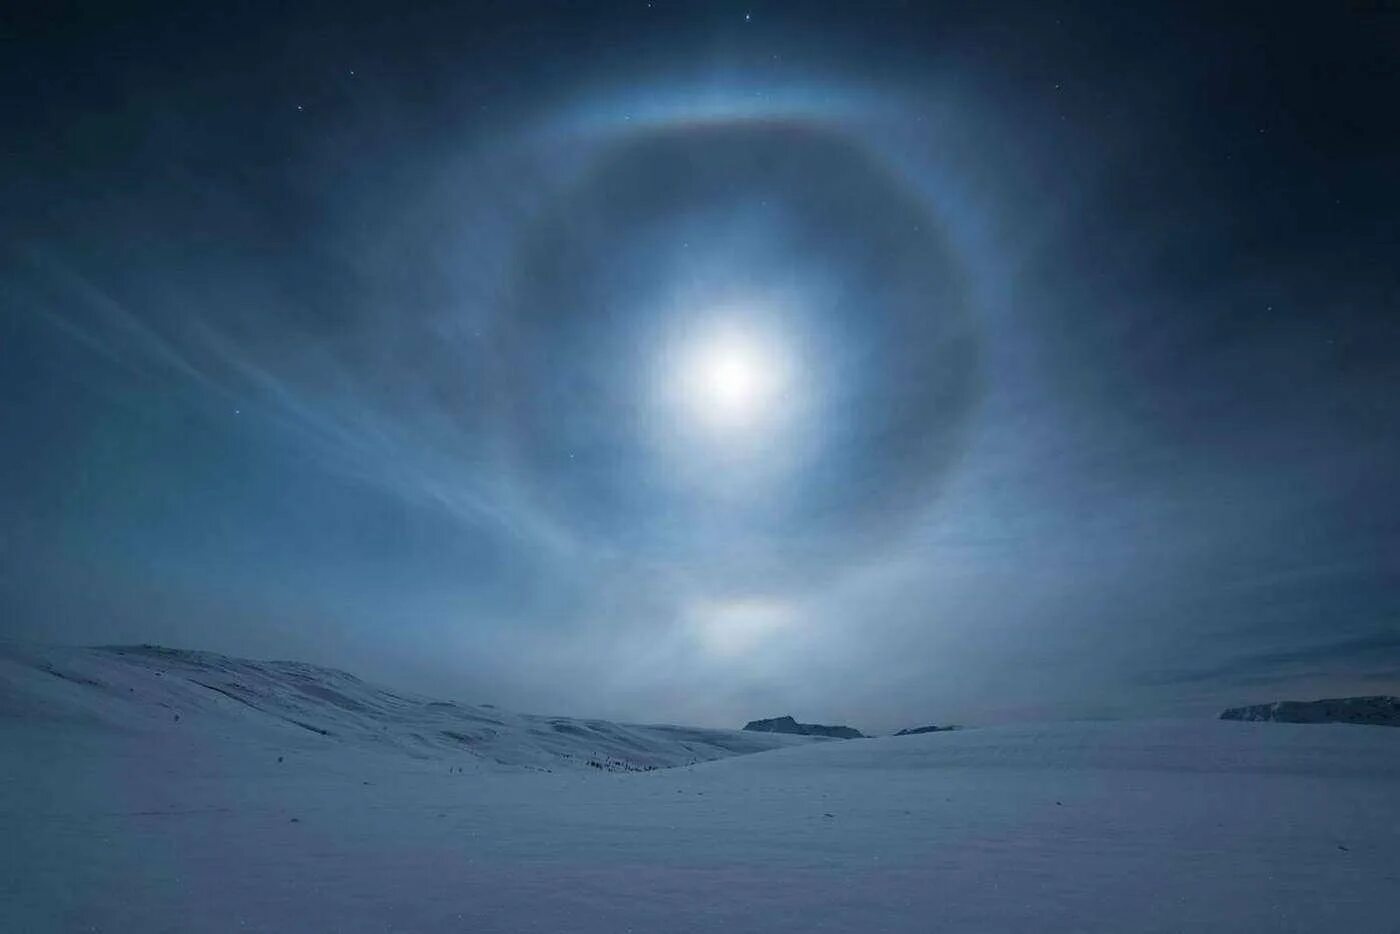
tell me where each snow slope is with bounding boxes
[4,644,1400,933]
[0,643,821,770]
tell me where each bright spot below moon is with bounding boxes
[689,597,796,657]
[671,320,794,436]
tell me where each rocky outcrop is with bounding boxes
[743,715,863,739]
[894,724,958,736]
[1220,696,1400,727]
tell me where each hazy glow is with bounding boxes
[689,597,797,657]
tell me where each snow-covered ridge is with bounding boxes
[0,642,819,770]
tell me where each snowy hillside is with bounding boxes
[4,644,1400,933]
[0,643,820,771]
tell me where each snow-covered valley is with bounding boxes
[4,644,1399,932]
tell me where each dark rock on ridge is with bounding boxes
[1220,696,1400,727]
[743,715,863,739]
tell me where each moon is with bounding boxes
[670,318,795,438]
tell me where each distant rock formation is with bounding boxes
[894,724,959,736]
[743,715,863,739]
[1220,696,1400,727]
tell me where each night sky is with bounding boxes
[4,1,1398,730]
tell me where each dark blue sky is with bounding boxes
[3,1,1398,729]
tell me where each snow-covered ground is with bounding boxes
[4,644,1399,933]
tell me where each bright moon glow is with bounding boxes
[670,321,794,436]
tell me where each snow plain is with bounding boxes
[3,643,1399,933]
